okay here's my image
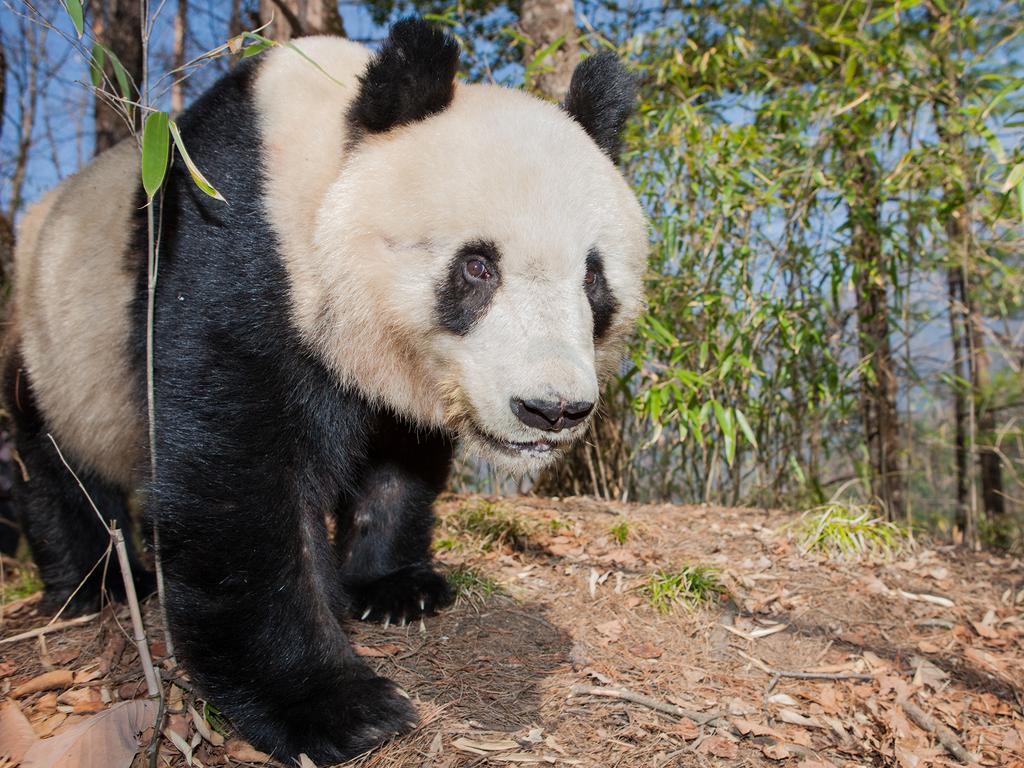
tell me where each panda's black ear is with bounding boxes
[563,52,637,164]
[348,18,460,135]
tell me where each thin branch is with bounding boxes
[0,612,100,644]
[570,684,727,727]
[902,698,979,764]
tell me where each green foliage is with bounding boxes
[141,111,170,198]
[1,566,43,603]
[789,501,911,560]
[446,565,504,605]
[169,121,225,202]
[441,499,532,551]
[603,0,1024,532]
[62,0,83,38]
[547,517,569,534]
[642,565,726,613]
[609,519,630,545]
[201,702,233,739]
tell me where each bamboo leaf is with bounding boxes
[1001,162,1024,194]
[141,111,170,198]
[63,0,84,37]
[735,408,758,450]
[88,45,106,88]
[107,48,133,100]
[169,120,227,203]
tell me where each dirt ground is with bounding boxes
[1,495,1022,767]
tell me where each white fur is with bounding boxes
[14,140,143,486]
[257,41,648,472]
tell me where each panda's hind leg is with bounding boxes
[4,357,153,616]
[337,414,454,625]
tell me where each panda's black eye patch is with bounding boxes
[585,249,619,341]
[435,240,502,336]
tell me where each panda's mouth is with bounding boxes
[470,425,559,457]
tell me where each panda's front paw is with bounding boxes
[348,564,452,625]
[245,673,418,763]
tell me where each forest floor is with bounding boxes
[1,494,1022,768]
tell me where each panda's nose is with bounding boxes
[510,398,594,432]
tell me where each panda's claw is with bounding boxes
[345,564,452,626]
[383,615,391,629]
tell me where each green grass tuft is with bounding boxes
[433,536,458,553]
[1,565,43,603]
[789,501,910,560]
[442,499,532,552]
[446,565,504,605]
[548,517,569,534]
[609,520,631,545]
[642,565,726,613]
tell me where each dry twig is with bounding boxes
[902,698,978,764]
[569,684,727,727]
[736,649,874,684]
[0,612,100,644]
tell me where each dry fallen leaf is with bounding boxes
[226,739,274,762]
[452,737,519,754]
[761,741,792,760]
[352,643,403,658]
[595,620,623,639]
[970,619,1000,640]
[672,718,699,740]
[778,709,825,729]
[732,718,784,739]
[298,754,317,768]
[20,699,156,768]
[697,735,739,759]
[629,642,663,659]
[0,701,37,763]
[12,670,74,698]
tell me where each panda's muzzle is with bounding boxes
[510,398,594,432]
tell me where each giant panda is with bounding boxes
[4,18,647,762]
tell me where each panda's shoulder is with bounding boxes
[253,36,372,109]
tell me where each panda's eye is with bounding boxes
[464,258,492,282]
[584,267,598,287]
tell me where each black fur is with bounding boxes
[434,239,502,335]
[563,51,637,164]
[122,58,455,762]
[347,18,460,138]
[337,411,454,622]
[2,352,153,614]
[585,249,619,340]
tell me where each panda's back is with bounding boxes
[14,139,144,488]
[11,37,372,488]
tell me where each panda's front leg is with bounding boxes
[154,441,417,762]
[337,415,455,625]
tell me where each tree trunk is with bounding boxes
[520,0,579,100]
[933,53,1007,542]
[842,141,905,521]
[946,264,970,533]
[92,0,144,154]
[171,0,187,114]
[7,24,43,226]
[0,36,13,283]
[258,0,345,41]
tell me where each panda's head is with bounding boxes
[312,20,647,473]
